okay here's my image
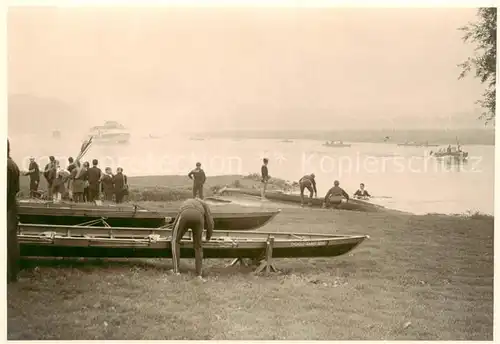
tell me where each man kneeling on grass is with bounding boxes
[171,198,214,281]
[323,180,350,209]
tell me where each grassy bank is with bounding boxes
[19,173,293,202]
[9,174,494,340]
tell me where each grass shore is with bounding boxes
[19,173,292,202]
[9,174,494,340]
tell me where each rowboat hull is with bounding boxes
[430,152,468,159]
[17,201,281,231]
[219,188,383,212]
[18,223,368,259]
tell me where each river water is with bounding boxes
[9,134,495,216]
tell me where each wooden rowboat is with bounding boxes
[218,187,384,212]
[17,200,281,231]
[18,223,368,261]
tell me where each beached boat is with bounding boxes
[322,140,351,148]
[87,121,131,144]
[17,200,280,231]
[218,187,383,212]
[18,223,368,262]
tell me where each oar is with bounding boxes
[76,136,93,162]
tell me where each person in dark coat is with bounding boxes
[67,157,76,201]
[101,167,115,202]
[7,139,20,283]
[261,158,269,200]
[43,156,56,198]
[67,157,76,173]
[87,159,102,202]
[82,161,90,202]
[323,180,350,209]
[299,173,317,207]
[26,157,40,198]
[71,161,86,203]
[51,161,67,203]
[171,198,214,280]
[353,183,371,199]
[113,167,128,204]
[188,162,206,199]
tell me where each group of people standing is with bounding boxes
[26,156,129,204]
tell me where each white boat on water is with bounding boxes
[87,121,131,144]
[322,140,351,148]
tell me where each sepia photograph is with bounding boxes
[6,3,495,340]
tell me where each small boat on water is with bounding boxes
[87,121,131,144]
[322,140,351,148]
[190,137,205,141]
[218,187,383,212]
[397,141,439,147]
[52,130,61,139]
[280,139,294,143]
[18,223,368,261]
[429,144,468,161]
[17,200,280,231]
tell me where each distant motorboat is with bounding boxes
[397,141,439,147]
[322,140,351,148]
[87,121,131,144]
[280,139,294,143]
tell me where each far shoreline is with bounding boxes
[196,128,496,146]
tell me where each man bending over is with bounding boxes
[171,198,214,280]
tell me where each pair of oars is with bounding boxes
[76,136,93,162]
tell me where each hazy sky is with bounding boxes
[8,7,486,131]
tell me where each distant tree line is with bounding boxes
[458,8,497,125]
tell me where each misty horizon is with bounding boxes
[8,7,488,134]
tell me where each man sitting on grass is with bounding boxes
[171,198,214,281]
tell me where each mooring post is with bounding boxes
[265,236,274,273]
[253,235,278,275]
